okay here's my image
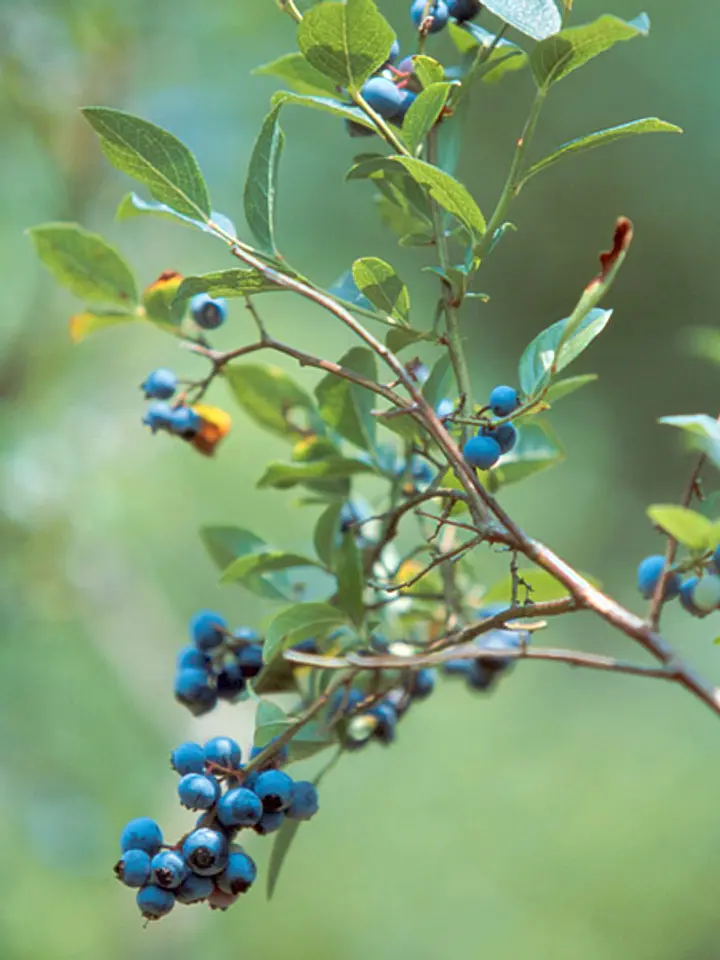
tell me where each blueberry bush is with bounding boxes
[27,0,720,925]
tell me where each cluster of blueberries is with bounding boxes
[350,0,481,128]
[332,667,436,748]
[637,548,720,617]
[174,611,264,716]
[115,736,319,920]
[140,293,226,436]
[462,385,520,471]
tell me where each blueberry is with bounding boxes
[329,687,366,716]
[680,577,704,616]
[292,638,319,655]
[487,422,517,454]
[171,742,206,776]
[448,0,481,21]
[287,781,319,821]
[174,668,218,716]
[175,873,215,905]
[411,457,434,486]
[463,435,501,470]
[217,663,247,701]
[691,574,720,613]
[442,658,472,675]
[204,736,242,770]
[410,0,450,33]
[190,610,228,651]
[386,38,401,65]
[142,401,174,433]
[216,851,258,895]
[114,849,151,887]
[177,773,220,811]
[636,555,680,600]
[371,702,398,744]
[150,850,189,890]
[208,887,238,911]
[234,643,264,679]
[489,385,519,417]
[120,817,163,855]
[136,885,175,920]
[190,293,227,330]
[176,645,209,670]
[396,89,417,119]
[409,668,436,699]
[182,828,229,876]
[168,405,201,437]
[140,368,177,400]
[713,545,720,573]
[467,660,495,691]
[253,770,294,812]
[216,787,263,828]
[360,76,404,119]
[254,810,286,835]
[230,625,261,647]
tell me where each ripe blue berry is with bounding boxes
[174,668,218,716]
[253,770,294,812]
[396,89,417,119]
[182,828,229,876]
[254,810,286,835]
[360,76,404,119]
[120,817,163,855]
[136,885,175,920]
[175,872,215,905]
[330,687,366,716]
[690,574,720,613]
[371,701,398,744]
[190,610,228,651]
[442,658,472,675]
[150,850,189,890]
[176,645,209,670]
[216,850,258,895]
[463,434,501,470]
[386,38,401,64]
[142,401,174,433]
[467,660,495,691]
[411,457,434,486]
[636,555,681,600]
[410,0,450,33]
[217,662,247,701]
[141,368,177,400]
[171,741,206,776]
[168,405,201,437]
[114,849,151,887]
[190,293,227,330]
[287,781,319,821]
[489,385,519,417]
[231,625,261,646]
[217,787,263,828]
[234,643,264,679]
[177,773,220,810]
[487,422,517,454]
[680,576,702,616]
[409,668,436,699]
[448,0,480,21]
[204,736,242,770]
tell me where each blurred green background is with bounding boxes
[2,1,719,957]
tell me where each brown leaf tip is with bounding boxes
[597,217,634,283]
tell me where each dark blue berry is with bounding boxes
[114,849,151,887]
[190,293,227,330]
[361,76,404,119]
[411,457,434,486]
[636,555,680,600]
[150,850,189,890]
[182,828,229,877]
[253,770,294,812]
[287,781,319,821]
[409,668,436,699]
[231,626,261,645]
[217,662,247,701]
[254,810,286,835]
[330,687,366,716]
[120,817,163,855]
[234,643,264,679]
[371,702,398,744]
[141,368,177,400]
[174,668,217,716]
[442,658,471,676]
[190,610,227,651]
[410,0,450,32]
[487,422,517,454]
[175,873,215,904]
[204,736,242,770]
[448,0,480,21]
[217,787,263,828]
[168,405,201,437]
[489,385,519,417]
[136,885,175,920]
[463,435,501,470]
[142,401,174,433]
[386,38,401,64]
[216,850,258,895]
[176,645,209,670]
[680,576,704,616]
[170,741,206,776]
[177,773,220,810]
[467,660,495,691]
[396,89,417,119]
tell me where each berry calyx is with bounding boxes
[150,850,189,890]
[182,828,229,876]
[253,769,294,812]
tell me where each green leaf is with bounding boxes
[531,13,650,89]
[297,0,394,89]
[449,24,527,87]
[543,374,598,404]
[115,192,237,237]
[315,347,378,452]
[257,458,374,490]
[388,156,486,239]
[265,602,350,662]
[351,257,410,323]
[221,551,324,585]
[199,526,289,600]
[244,104,285,255]
[314,503,342,567]
[659,415,720,473]
[401,82,452,154]
[175,269,280,305]
[518,308,612,397]
[479,0,561,41]
[488,421,565,489]
[412,55,445,87]
[271,91,376,130]
[68,309,137,343]
[225,364,315,437]
[483,568,600,605]
[142,271,186,331]
[647,505,713,552]
[522,119,682,185]
[422,354,453,410]
[687,328,720,366]
[336,534,365,627]
[81,107,211,220]
[28,223,138,306]
[253,52,340,97]
[385,326,429,354]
